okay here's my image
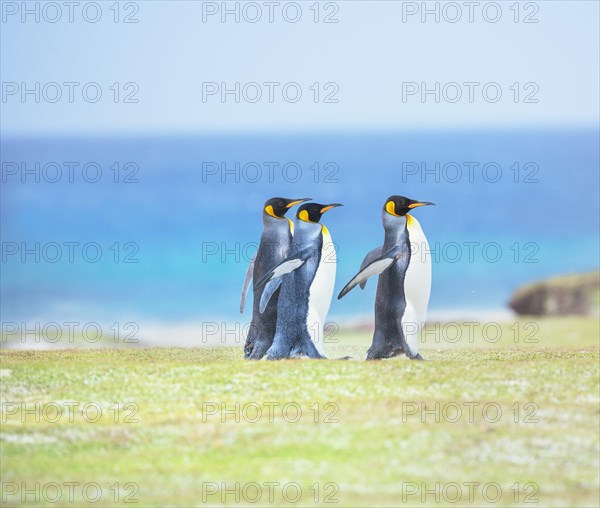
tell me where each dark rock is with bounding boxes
[509,271,599,317]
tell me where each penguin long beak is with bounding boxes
[408,201,435,209]
[320,203,343,213]
[286,198,311,208]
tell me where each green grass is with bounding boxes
[1,318,599,507]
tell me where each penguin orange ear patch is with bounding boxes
[298,210,310,222]
[265,205,278,218]
[385,201,397,216]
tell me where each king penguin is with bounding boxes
[240,197,310,359]
[337,195,434,360]
[254,202,342,359]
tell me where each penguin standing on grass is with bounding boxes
[255,202,342,359]
[240,197,310,359]
[338,196,434,360]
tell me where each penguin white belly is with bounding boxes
[401,215,432,354]
[306,227,336,355]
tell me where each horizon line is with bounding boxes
[2,124,599,140]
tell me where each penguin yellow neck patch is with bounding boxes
[406,214,418,228]
[385,201,398,216]
[287,217,294,234]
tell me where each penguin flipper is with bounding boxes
[255,256,307,291]
[358,246,383,289]
[239,254,256,314]
[337,247,402,299]
[259,277,283,313]
[256,253,309,313]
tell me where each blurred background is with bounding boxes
[2,1,599,346]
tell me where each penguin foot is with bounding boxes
[245,340,272,360]
[335,356,352,360]
[290,344,326,359]
[243,343,254,359]
[411,353,425,361]
[266,340,326,360]
[366,345,404,360]
[265,342,291,360]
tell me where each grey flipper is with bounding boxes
[358,246,382,289]
[259,277,283,314]
[255,248,311,312]
[337,245,403,300]
[239,254,255,314]
[255,253,308,291]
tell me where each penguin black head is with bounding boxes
[297,202,343,223]
[264,197,311,219]
[384,195,435,217]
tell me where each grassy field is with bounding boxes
[1,318,599,507]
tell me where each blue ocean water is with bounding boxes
[2,129,599,324]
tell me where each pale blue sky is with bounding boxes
[2,0,599,134]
